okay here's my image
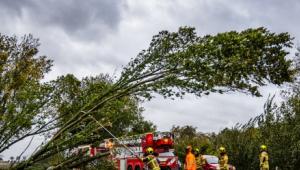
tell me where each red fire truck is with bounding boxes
[77,132,180,170]
[113,132,180,170]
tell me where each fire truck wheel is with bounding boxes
[127,165,133,170]
[134,165,141,170]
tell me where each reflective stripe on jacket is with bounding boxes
[200,155,207,166]
[145,155,160,170]
[219,154,229,170]
[195,155,201,169]
[195,154,206,169]
[259,151,269,170]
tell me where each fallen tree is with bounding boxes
[1,27,296,169]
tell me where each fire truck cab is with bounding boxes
[114,132,180,170]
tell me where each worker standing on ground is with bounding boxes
[194,148,202,170]
[259,145,269,170]
[218,147,229,170]
[184,145,196,170]
[142,147,160,170]
[200,147,207,169]
[194,147,206,170]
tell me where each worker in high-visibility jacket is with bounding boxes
[194,148,202,170]
[142,147,160,170]
[219,147,229,170]
[200,147,208,169]
[184,146,196,170]
[194,148,207,170]
[259,145,269,170]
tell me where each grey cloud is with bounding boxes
[0,0,123,41]
[165,0,300,40]
[0,0,31,14]
[143,85,281,132]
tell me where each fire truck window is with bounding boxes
[127,165,133,170]
[134,165,141,170]
[159,152,175,157]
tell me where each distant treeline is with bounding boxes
[173,52,300,169]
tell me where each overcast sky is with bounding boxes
[1,0,300,159]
